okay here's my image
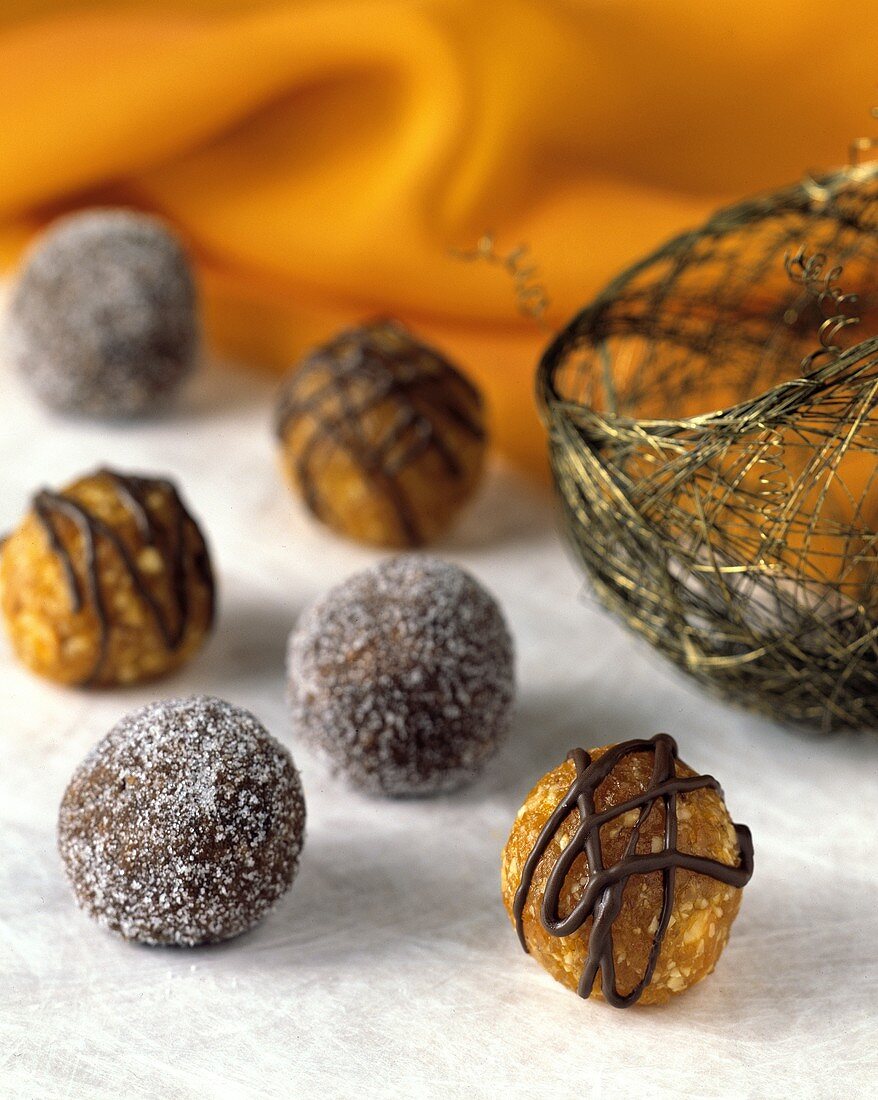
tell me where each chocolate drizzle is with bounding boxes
[512,734,754,1008]
[275,319,485,545]
[31,468,214,686]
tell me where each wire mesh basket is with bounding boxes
[538,161,878,733]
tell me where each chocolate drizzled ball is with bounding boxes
[0,467,214,687]
[287,555,514,795]
[58,696,306,946]
[6,209,198,417]
[274,319,487,548]
[502,735,753,1007]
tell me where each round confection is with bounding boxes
[274,318,487,548]
[287,554,514,795]
[58,696,306,946]
[501,735,753,1006]
[6,209,198,418]
[0,467,214,687]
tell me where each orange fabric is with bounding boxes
[0,1,876,473]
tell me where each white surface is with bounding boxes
[0,361,876,1100]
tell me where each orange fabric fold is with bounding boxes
[0,1,876,473]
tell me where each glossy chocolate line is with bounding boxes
[34,492,114,683]
[275,344,486,453]
[276,348,485,464]
[275,324,485,545]
[100,470,206,645]
[32,470,213,685]
[282,358,422,544]
[316,358,423,545]
[512,734,754,1008]
[104,468,215,633]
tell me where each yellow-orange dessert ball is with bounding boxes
[0,468,214,687]
[501,736,753,1006]
[274,319,487,548]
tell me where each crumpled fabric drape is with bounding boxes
[0,0,875,472]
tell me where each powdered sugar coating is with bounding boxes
[7,209,198,418]
[58,696,305,946]
[287,555,515,796]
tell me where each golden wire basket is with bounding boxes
[538,159,878,733]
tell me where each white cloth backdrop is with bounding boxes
[1,358,875,1100]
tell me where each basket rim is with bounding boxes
[536,161,878,441]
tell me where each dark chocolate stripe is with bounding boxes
[275,320,484,546]
[512,734,754,1008]
[31,469,212,685]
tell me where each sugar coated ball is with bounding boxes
[274,319,487,548]
[0,467,214,687]
[58,696,306,946]
[7,209,198,417]
[501,734,753,1006]
[287,555,514,795]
